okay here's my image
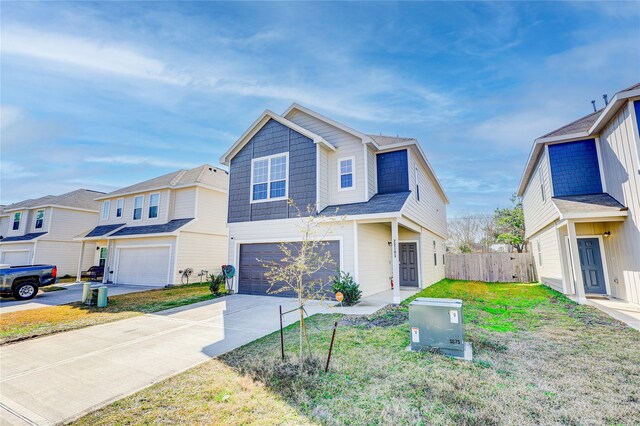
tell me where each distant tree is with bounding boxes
[447,214,494,253]
[494,194,526,253]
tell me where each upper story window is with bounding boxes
[35,209,44,229]
[415,166,421,201]
[12,212,21,230]
[133,196,143,220]
[116,198,124,218]
[433,240,437,266]
[101,201,111,220]
[338,157,355,191]
[251,153,288,203]
[148,194,159,219]
[538,166,546,203]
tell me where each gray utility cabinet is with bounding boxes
[408,298,465,357]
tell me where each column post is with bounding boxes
[76,241,86,283]
[567,221,587,304]
[391,219,400,304]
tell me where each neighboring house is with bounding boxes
[220,103,448,303]
[77,164,228,286]
[0,189,104,275]
[518,82,640,306]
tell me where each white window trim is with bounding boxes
[414,166,421,201]
[250,152,289,204]
[148,193,160,220]
[12,212,22,231]
[337,156,356,192]
[101,200,111,220]
[34,209,45,230]
[116,198,124,218]
[133,195,144,221]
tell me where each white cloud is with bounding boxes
[0,161,37,179]
[84,155,196,169]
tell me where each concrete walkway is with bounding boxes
[586,297,640,331]
[0,283,157,314]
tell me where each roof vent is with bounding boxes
[603,94,609,106]
[591,100,597,112]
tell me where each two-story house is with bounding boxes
[518,82,640,306]
[0,189,104,275]
[220,104,448,303]
[77,164,229,286]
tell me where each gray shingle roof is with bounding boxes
[84,223,126,238]
[3,189,104,212]
[540,109,604,139]
[552,193,627,216]
[320,192,411,216]
[368,134,416,146]
[1,232,48,242]
[109,218,194,237]
[102,164,228,198]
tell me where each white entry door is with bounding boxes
[115,246,171,286]
[1,250,31,266]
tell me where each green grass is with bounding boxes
[74,280,640,425]
[1,283,222,345]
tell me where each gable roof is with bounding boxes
[108,218,194,237]
[0,232,48,242]
[540,109,603,139]
[219,110,334,165]
[367,134,416,146]
[2,189,104,213]
[283,103,375,143]
[320,192,411,217]
[82,223,127,239]
[552,194,628,219]
[95,164,228,200]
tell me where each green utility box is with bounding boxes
[408,297,471,360]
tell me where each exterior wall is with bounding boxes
[175,231,228,283]
[227,119,316,222]
[98,189,171,226]
[357,223,392,297]
[0,215,9,237]
[5,210,31,237]
[419,227,446,286]
[522,149,559,238]
[402,150,448,238]
[530,223,564,292]
[24,207,52,233]
[184,187,228,236]
[317,145,330,211]
[598,101,640,305]
[34,240,96,276]
[287,110,366,206]
[171,188,197,220]
[45,208,98,241]
[367,145,377,199]
[548,139,602,197]
[0,242,34,265]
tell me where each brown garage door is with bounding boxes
[238,241,340,298]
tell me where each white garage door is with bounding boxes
[115,246,171,286]
[1,251,31,266]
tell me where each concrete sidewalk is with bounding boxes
[0,295,332,425]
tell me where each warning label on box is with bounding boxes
[449,310,459,324]
[411,327,420,343]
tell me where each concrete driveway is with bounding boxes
[0,283,157,314]
[0,294,331,425]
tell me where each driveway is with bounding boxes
[0,294,331,425]
[0,283,157,314]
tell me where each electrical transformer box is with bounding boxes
[408,297,469,359]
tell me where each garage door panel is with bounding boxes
[1,251,31,266]
[116,246,170,286]
[238,242,340,298]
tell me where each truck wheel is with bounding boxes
[13,282,38,300]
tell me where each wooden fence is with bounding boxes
[444,252,537,283]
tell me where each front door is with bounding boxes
[399,242,419,287]
[577,238,607,295]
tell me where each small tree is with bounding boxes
[261,201,342,365]
[494,194,526,253]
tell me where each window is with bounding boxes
[415,167,421,201]
[101,201,110,220]
[251,153,288,202]
[338,157,355,190]
[433,240,437,266]
[537,239,543,266]
[539,166,546,203]
[12,212,21,230]
[99,247,108,267]
[133,196,143,220]
[116,199,124,218]
[148,194,159,219]
[35,209,44,229]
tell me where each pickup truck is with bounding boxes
[0,264,57,300]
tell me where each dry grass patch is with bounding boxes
[73,280,640,425]
[1,283,218,344]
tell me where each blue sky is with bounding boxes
[1,1,639,215]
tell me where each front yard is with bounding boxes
[0,282,218,344]
[74,279,640,425]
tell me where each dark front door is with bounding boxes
[577,238,607,295]
[399,242,419,287]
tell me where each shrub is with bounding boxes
[209,273,227,296]
[331,271,362,306]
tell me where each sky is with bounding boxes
[1,1,639,216]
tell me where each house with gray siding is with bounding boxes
[518,82,640,306]
[220,104,449,302]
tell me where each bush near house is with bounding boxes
[73,280,640,425]
[331,271,362,306]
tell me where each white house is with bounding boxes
[220,104,449,303]
[518,82,640,306]
[77,164,229,286]
[0,189,104,275]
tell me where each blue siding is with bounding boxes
[548,139,602,197]
[376,150,409,194]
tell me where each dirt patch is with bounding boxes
[339,305,407,328]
